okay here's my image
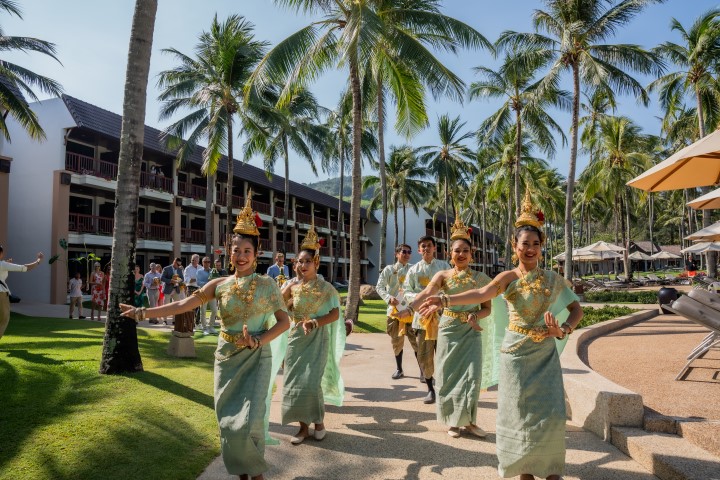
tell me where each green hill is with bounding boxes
[304,176,376,202]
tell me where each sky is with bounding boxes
[4,0,720,185]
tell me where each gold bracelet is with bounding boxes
[192,289,209,303]
[561,322,574,334]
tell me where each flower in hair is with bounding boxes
[319,238,326,247]
[536,210,545,223]
[254,213,263,228]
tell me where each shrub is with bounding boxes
[579,305,635,329]
[583,290,675,304]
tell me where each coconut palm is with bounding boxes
[0,0,63,141]
[366,0,491,270]
[418,114,476,245]
[244,85,327,247]
[157,15,267,253]
[99,0,158,375]
[649,9,720,276]
[579,116,654,278]
[497,0,665,280]
[250,0,485,321]
[363,145,433,247]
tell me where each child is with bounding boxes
[68,272,85,319]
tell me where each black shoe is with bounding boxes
[391,369,404,380]
[79,316,86,319]
[423,391,436,404]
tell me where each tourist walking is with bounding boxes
[376,243,420,380]
[143,263,161,323]
[0,246,43,339]
[197,256,218,335]
[403,235,450,404]
[161,258,184,325]
[121,198,290,480]
[89,262,105,321]
[133,264,146,308]
[281,225,345,445]
[420,190,583,480]
[68,271,85,319]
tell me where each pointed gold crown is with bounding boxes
[300,221,321,253]
[233,191,260,236]
[515,189,544,228]
[450,209,472,241]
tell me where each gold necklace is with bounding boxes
[232,273,258,306]
[517,267,551,296]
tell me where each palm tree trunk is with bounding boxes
[394,205,399,249]
[563,63,580,281]
[334,151,345,283]
[504,198,513,269]
[225,113,234,248]
[100,0,157,375]
[444,179,450,247]
[377,78,388,270]
[402,202,407,245]
[345,55,363,323]
[481,191,487,274]
[623,190,631,278]
[205,173,215,258]
[696,86,716,276]
[283,135,290,252]
[515,110,522,216]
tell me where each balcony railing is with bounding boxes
[251,199,271,215]
[274,206,285,219]
[69,213,114,235]
[259,238,272,252]
[137,222,173,242]
[330,221,350,234]
[276,241,294,253]
[65,152,117,180]
[296,212,312,225]
[320,246,330,256]
[217,192,244,209]
[315,217,328,228]
[140,171,172,193]
[180,228,205,244]
[177,181,207,200]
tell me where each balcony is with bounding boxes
[320,246,330,256]
[259,238,272,252]
[296,212,312,225]
[178,181,207,200]
[180,228,205,244]
[137,222,173,242]
[315,217,328,228]
[252,199,271,215]
[65,152,117,180]
[140,171,172,193]
[330,220,350,234]
[69,213,114,235]
[217,192,244,209]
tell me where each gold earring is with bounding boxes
[511,253,519,265]
[252,260,257,271]
[228,262,234,272]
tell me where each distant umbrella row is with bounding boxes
[553,240,681,261]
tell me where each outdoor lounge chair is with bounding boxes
[665,295,720,380]
[688,288,720,312]
[646,273,668,285]
[663,273,685,285]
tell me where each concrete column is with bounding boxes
[0,157,11,246]
[50,170,71,304]
[172,199,182,260]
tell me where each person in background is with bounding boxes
[161,258,185,325]
[197,256,218,335]
[133,264,146,308]
[89,262,105,321]
[103,263,111,311]
[212,258,228,277]
[155,263,165,310]
[143,263,161,323]
[0,246,44,339]
[267,251,290,281]
[68,271,85,319]
[185,254,201,329]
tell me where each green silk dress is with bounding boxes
[436,268,507,427]
[213,273,287,477]
[281,278,345,425]
[495,269,578,478]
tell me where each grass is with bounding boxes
[355,299,388,333]
[0,314,218,480]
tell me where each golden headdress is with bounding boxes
[233,192,261,236]
[450,209,472,241]
[515,189,545,228]
[300,221,321,254]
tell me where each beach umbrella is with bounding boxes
[681,242,720,254]
[686,220,720,241]
[687,187,720,210]
[583,241,626,279]
[650,251,682,259]
[628,250,653,271]
[627,129,720,192]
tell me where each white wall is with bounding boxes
[4,98,76,302]
[373,208,431,268]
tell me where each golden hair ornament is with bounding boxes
[233,190,261,236]
[515,189,545,228]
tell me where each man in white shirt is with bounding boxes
[0,246,44,340]
[143,263,162,323]
[184,254,201,329]
[376,244,419,380]
[403,236,451,404]
[68,272,85,319]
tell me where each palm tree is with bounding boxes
[0,0,63,141]
[366,0,491,270]
[649,9,720,277]
[579,116,654,279]
[157,15,267,253]
[244,85,327,248]
[498,0,665,280]
[99,0,158,375]
[470,48,569,233]
[364,145,433,247]
[418,115,476,245]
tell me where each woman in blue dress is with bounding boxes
[420,190,583,480]
[122,198,290,480]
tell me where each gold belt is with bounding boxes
[220,330,245,345]
[508,323,548,343]
[439,309,476,329]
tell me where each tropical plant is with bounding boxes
[497,0,665,280]
[0,0,63,141]
[418,114,476,244]
[99,0,158,375]
[157,14,267,253]
[648,8,720,276]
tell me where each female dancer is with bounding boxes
[121,198,290,480]
[420,191,582,480]
[133,264,146,308]
[402,215,504,438]
[89,262,105,321]
[281,226,345,444]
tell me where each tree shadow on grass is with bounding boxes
[130,370,214,409]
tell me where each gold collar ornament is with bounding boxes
[515,189,545,228]
[300,222,322,254]
[450,209,472,241]
[233,191,261,236]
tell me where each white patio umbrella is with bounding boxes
[628,250,653,271]
[650,250,682,259]
[686,219,720,241]
[687,187,720,210]
[583,241,626,279]
[681,242,720,254]
[627,128,720,192]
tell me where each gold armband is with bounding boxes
[192,289,209,303]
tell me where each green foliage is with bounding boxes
[305,176,376,201]
[579,305,636,329]
[0,315,218,480]
[354,298,387,334]
[584,290,671,304]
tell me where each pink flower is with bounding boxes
[536,210,545,222]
